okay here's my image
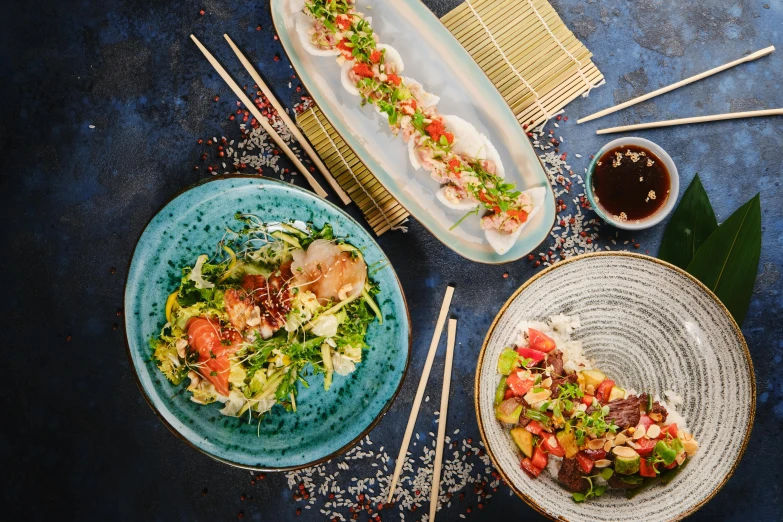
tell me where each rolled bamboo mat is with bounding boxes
[295,0,603,235]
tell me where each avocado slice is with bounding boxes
[510,427,534,458]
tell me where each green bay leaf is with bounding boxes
[686,194,761,326]
[659,174,717,269]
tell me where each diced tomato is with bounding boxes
[528,329,556,353]
[352,62,374,78]
[335,14,352,30]
[525,420,545,436]
[576,451,594,474]
[369,50,382,63]
[521,457,543,478]
[506,209,529,223]
[665,424,679,438]
[639,458,658,478]
[187,317,241,397]
[581,395,594,407]
[637,415,654,430]
[387,74,402,86]
[582,448,606,461]
[516,347,545,364]
[635,437,658,457]
[542,434,565,458]
[506,371,535,397]
[503,388,515,400]
[595,379,615,404]
[531,446,549,469]
[664,461,678,470]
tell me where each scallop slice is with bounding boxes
[436,186,479,210]
[341,61,361,96]
[402,77,440,108]
[484,186,547,256]
[408,138,422,170]
[441,115,485,160]
[480,134,506,179]
[295,13,340,57]
[376,44,404,74]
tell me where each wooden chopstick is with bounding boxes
[189,34,329,199]
[386,286,455,506]
[223,34,351,205]
[579,46,775,124]
[429,319,457,522]
[596,108,783,134]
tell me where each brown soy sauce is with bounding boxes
[592,144,670,222]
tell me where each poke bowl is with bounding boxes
[475,252,754,521]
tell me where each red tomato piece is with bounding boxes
[635,437,658,457]
[187,317,241,397]
[503,388,515,400]
[582,448,607,461]
[665,424,679,438]
[516,347,545,364]
[639,458,658,478]
[581,395,594,407]
[531,446,549,469]
[542,434,565,458]
[576,451,594,474]
[506,371,535,397]
[525,420,545,436]
[595,379,615,404]
[521,457,543,478]
[528,328,556,353]
[637,415,654,430]
[664,461,678,470]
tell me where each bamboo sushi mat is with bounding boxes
[296,0,603,236]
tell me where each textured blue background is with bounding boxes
[1,0,780,520]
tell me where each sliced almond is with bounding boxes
[576,403,588,412]
[594,459,612,468]
[585,384,595,395]
[676,453,687,465]
[646,424,661,439]
[626,440,640,449]
[613,446,639,458]
[633,425,646,439]
[649,412,662,422]
[542,377,553,388]
[683,439,699,456]
[681,431,692,441]
[614,433,628,446]
[603,440,614,452]
[523,388,551,406]
[606,432,616,441]
[587,438,606,450]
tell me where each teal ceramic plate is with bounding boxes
[271,0,556,264]
[124,176,411,470]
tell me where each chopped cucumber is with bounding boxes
[510,427,534,458]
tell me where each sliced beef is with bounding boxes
[546,350,564,377]
[608,474,643,490]
[550,372,578,398]
[514,398,532,427]
[639,393,669,423]
[587,395,642,430]
[557,457,589,492]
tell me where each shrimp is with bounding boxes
[291,240,367,304]
[186,317,242,397]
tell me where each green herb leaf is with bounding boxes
[659,174,717,269]
[600,467,614,480]
[572,492,586,502]
[685,193,762,325]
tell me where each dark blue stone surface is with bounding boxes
[1,0,780,520]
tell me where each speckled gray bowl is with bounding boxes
[475,252,754,521]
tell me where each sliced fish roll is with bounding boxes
[402,77,440,108]
[437,185,479,210]
[376,44,404,74]
[295,13,340,56]
[341,61,361,96]
[484,187,546,255]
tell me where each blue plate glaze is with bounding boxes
[124,176,411,470]
[271,0,556,264]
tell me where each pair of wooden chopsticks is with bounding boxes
[385,286,457,522]
[190,34,350,204]
[581,45,780,134]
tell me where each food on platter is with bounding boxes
[493,314,699,501]
[150,214,382,419]
[293,0,543,255]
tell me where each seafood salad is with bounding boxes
[291,0,545,255]
[494,315,699,501]
[150,215,382,419]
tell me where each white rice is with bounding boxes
[516,314,594,373]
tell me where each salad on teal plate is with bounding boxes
[124,176,410,470]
